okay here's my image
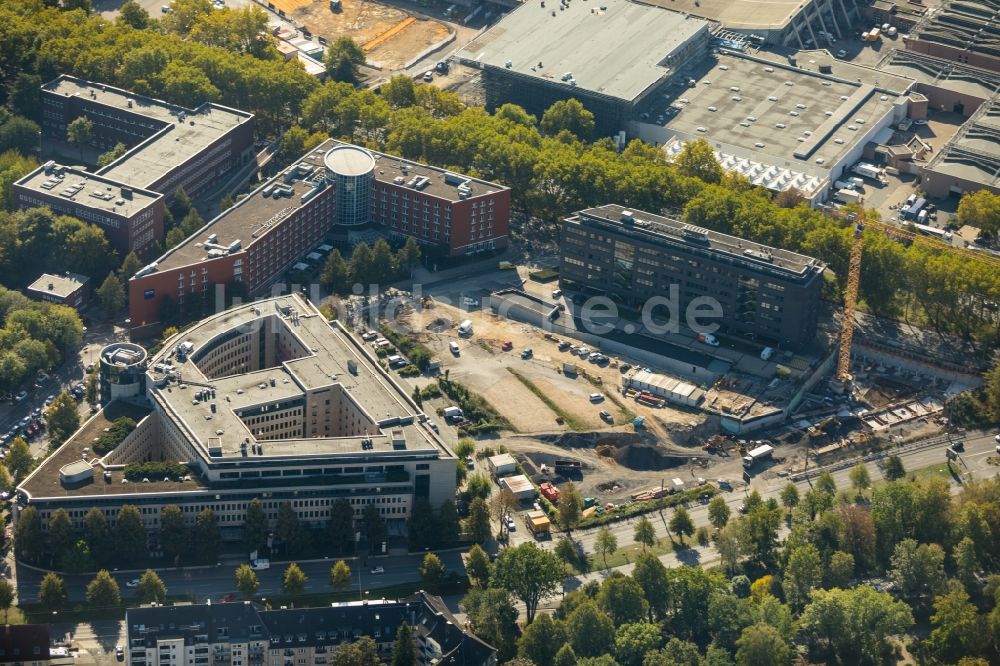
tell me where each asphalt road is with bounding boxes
[16,550,464,605]
[511,429,1000,557]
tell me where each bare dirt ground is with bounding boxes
[283,0,451,70]
[402,301,721,501]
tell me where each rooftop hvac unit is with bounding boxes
[620,210,634,223]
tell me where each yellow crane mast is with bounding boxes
[833,210,1000,392]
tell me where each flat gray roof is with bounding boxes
[662,51,907,168]
[150,295,452,462]
[27,272,89,298]
[15,163,162,216]
[43,76,252,190]
[877,49,1000,101]
[573,204,823,277]
[152,139,508,272]
[456,0,708,102]
[644,0,804,30]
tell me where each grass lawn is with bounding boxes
[872,460,958,491]
[585,523,695,570]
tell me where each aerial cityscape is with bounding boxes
[0,0,998,664]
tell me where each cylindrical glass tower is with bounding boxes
[324,145,376,227]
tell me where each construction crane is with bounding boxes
[833,210,1000,392]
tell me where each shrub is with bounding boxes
[124,461,187,482]
[93,417,137,455]
[398,364,421,377]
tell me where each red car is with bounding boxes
[219,593,236,603]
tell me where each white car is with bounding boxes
[914,119,928,125]
[700,334,720,347]
[589,393,605,403]
[126,579,140,588]
[836,49,847,58]
[370,566,385,574]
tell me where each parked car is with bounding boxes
[126,579,140,588]
[698,333,719,347]
[836,49,847,58]
[520,348,533,359]
[551,289,562,299]
[370,566,385,574]
[599,410,613,423]
[501,341,513,351]
[13,391,27,403]
[449,341,460,355]
[558,341,572,351]
[589,393,605,403]
[115,646,124,661]
[44,394,56,406]
[422,71,434,82]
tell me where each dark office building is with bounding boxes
[559,205,825,350]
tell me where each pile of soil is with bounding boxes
[426,318,452,332]
[597,480,624,493]
[613,444,688,471]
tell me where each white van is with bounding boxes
[457,319,473,336]
[449,341,460,355]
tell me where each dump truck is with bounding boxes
[743,444,774,468]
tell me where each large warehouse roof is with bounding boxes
[662,52,908,170]
[456,0,708,102]
[924,98,1000,190]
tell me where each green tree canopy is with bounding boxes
[491,542,565,623]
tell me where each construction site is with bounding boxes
[372,288,979,509]
[266,0,454,70]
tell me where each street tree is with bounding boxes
[419,552,446,590]
[324,37,365,84]
[633,516,656,550]
[235,564,259,598]
[275,502,304,556]
[86,570,121,607]
[160,504,187,563]
[5,437,34,482]
[328,499,355,554]
[491,542,565,623]
[84,508,111,565]
[849,463,871,496]
[194,508,221,563]
[244,498,269,551]
[39,572,67,610]
[517,612,565,666]
[466,473,491,501]
[362,503,387,553]
[115,505,146,563]
[465,545,491,587]
[631,552,669,620]
[595,526,617,569]
[670,507,695,544]
[597,575,648,626]
[566,600,615,658]
[465,497,491,543]
[46,392,80,448]
[489,487,518,539]
[48,508,75,559]
[137,569,167,603]
[85,370,99,409]
[708,496,731,529]
[883,455,906,481]
[558,481,583,533]
[282,562,308,595]
[779,483,799,511]
[815,471,837,498]
[330,560,352,592]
